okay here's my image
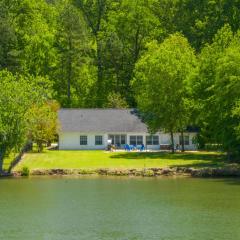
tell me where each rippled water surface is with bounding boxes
[0,177,240,240]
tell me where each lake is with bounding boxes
[0,177,240,240]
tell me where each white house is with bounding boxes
[58,109,197,150]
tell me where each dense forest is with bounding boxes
[1,0,240,168]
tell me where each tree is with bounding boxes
[74,0,107,107]
[53,1,95,107]
[26,101,60,152]
[232,100,240,139]
[0,70,51,171]
[104,92,128,108]
[214,44,240,158]
[0,0,19,71]
[192,25,240,159]
[100,0,162,106]
[13,0,57,76]
[133,33,197,152]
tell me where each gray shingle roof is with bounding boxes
[58,109,148,133]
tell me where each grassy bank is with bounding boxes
[13,150,227,171]
[3,152,18,171]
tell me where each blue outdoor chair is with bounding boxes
[124,144,131,151]
[139,144,145,151]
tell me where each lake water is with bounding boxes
[0,177,240,240]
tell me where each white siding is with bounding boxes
[158,132,197,150]
[59,132,107,150]
[174,132,197,150]
[58,132,197,150]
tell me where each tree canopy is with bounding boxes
[133,33,196,152]
[0,70,51,170]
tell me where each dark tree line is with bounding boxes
[1,0,240,107]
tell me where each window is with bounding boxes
[95,135,103,145]
[80,135,87,145]
[137,136,143,145]
[108,135,126,146]
[179,135,190,145]
[115,135,120,145]
[121,135,126,144]
[153,136,159,145]
[130,136,136,145]
[184,136,190,145]
[109,135,114,144]
[130,136,143,145]
[146,135,159,145]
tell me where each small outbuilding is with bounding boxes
[58,108,197,150]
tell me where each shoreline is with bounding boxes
[7,165,240,178]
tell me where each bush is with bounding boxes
[143,169,155,177]
[21,166,30,176]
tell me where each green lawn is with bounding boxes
[14,150,227,171]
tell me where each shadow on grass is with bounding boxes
[110,151,225,161]
[110,151,227,168]
[170,162,226,168]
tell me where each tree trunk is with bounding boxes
[29,141,33,151]
[181,130,185,152]
[96,39,103,107]
[0,153,3,173]
[37,142,43,153]
[134,26,140,62]
[0,148,6,173]
[67,37,72,107]
[227,150,232,162]
[170,131,175,153]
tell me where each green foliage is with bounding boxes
[21,166,30,176]
[154,0,240,51]
[0,71,32,167]
[53,1,95,107]
[143,169,155,177]
[1,0,240,109]
[192,25,240,158]
[104,92,128,108]
[0,70,52,170]
[74,0,162,106]
[26,101,60,152]
[133,33,197,152]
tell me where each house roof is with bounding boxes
[58,108,148,133]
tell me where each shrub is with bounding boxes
[21,166,30,176]
[143,169,155,177]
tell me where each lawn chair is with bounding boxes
[139,144,145,152]
[124,144,131,151]
[129,145,134,151]
[132,144,137,151]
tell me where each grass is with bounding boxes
[13,149,228,171]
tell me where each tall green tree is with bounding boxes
[100,0,162,105]
[26,100,60,152]
[0,0,20,71]
[0,70,52,171]
[104,92,128,108]
[74,0,107,106]
[53,1,95,107]
[192,25,240,158]
[133,33,197,152]
[152,0,240,51]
